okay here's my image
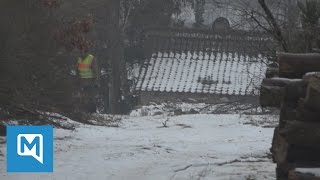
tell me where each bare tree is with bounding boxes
[298,0,320,52]
[258,0,289,52]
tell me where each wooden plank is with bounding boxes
[278,53,320,78]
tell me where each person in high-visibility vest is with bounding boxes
[78,54,95,79]
[77,53,98,113]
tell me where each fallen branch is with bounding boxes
[216,158,267,166]
[174,165,193,172]
[216,159,241,166]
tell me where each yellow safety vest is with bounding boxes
[78,54,94,79]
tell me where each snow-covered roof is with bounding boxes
[135,29,272,96]
[136,51,268,96]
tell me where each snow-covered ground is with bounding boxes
[0,112,277,180]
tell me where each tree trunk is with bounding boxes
[258,0,288,52]
[107,0,122,114]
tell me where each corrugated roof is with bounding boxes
[136,51,267,96]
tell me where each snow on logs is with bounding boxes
[260,53,320,108]
[260,53,320,180]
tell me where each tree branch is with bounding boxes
[258,0,288,52]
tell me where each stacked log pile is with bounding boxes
[260,53,320,180]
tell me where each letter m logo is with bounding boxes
[17,134,43,164]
